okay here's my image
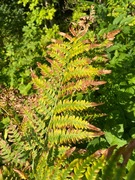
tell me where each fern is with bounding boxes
[85,156,105,180]
[34,139,135,180]
[0,139,13,163]
[49,115,89,129]
[0,124,28,166]
[0,20,120,179]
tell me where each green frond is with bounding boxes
[60,159,77,180]
[21,111,46,150]
[35,151,49,180]
[63,66,98,83]
[37,62,52,78]
[0,17,115,179]
[37,89,56,109]
[34,141,135,180]
[6,125,27,164]
[47,42,69,61]
[31,73,46,89]
[32,74,60,93]
[49,36,88,60]
[101,157,126,180]
[102,155,119,179]
[72,158,92,180]
[112,166,126,180]
[48,129,102,145]
[36,163,60,180]
[0,138,13,163]
[35,146,73,180]
[67,58,90,68]
[66,154,104,180]
[53,100,91,114]
[8,124,22,144]
[0,130,26,166]
[68,41,89,59]
[85,156,105,180]
[44,147,76,180]
[49,115,89,130]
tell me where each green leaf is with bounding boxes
[120,16,135,25]
[111,124,124,138]
[18,83,32,95]
[127,163,135,180]
[126,87,134,95]
[113,14,125,25]
[128,77,135,85]
[129,127,135,138]
[105,132,127,148]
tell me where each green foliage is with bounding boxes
[0,0,59,93]
[85,0,135,154]
[0,0,25,86]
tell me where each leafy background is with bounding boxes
[0,0,135,179]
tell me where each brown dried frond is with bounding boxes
[98,69,112,75]
[69,22,77,36]
[89,5,95,23]
[59,32,73,41]
[0,87,39,119]
[104,29,121,41]
[69,16,90,37]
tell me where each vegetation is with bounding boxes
[0,0,135,179]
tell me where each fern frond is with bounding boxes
[31,72,46,89]
[112,166,126,180]
[49,115,89,129]
[0,138,13,163]
[47,42,70,62]
[53,100,92,114]
[37,62,52,78]
[35,146,75,180]
[48,129,103,145]
[34,141,135,180]
[63,66,98,83]
[35,151,49,180]
[61,79,106,96]
[61,154,105,180]
[7,124,27,164]
[67,57,90,68]
[68,41,89,59]
[0,125,27,166]
[37,90,56,112]
[21,109,46,150]
[85,156,105,180]
[72,158,93,180]
[8,124,22,144]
